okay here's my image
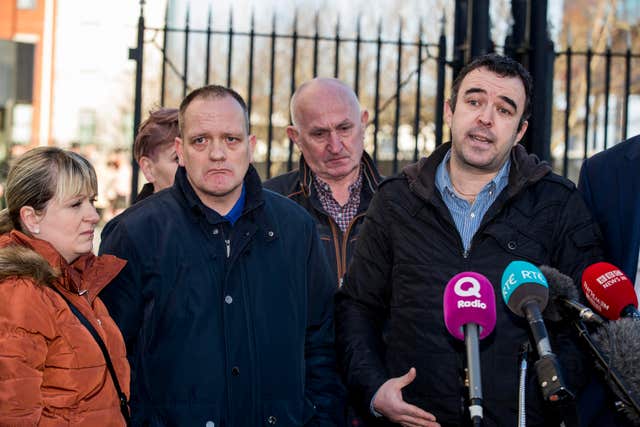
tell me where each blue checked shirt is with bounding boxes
[435,149,511,253]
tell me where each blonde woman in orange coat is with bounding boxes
[0,147,130,426]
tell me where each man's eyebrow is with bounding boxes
[498,95,518,112]
[464,88,518,111]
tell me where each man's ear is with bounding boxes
[515,120,529,144]
[139,156,156,183]
[175,137,185,167]
[360,109,369,125]
[248,134,257,163]
[444,99,454,128]
[19,206,42,235]
[286,126,301,149]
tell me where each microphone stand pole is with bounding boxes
[573,320,640,418]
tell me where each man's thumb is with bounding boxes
[398,367,417,388]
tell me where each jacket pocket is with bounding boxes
[483,223,548,266]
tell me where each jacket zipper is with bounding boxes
[225,239,231,258]
[327,220,343,283]
[340,213,366,281]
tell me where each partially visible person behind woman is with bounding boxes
[133,107,179,202]
[0,147,129,426]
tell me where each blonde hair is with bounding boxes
[0,147,97,234]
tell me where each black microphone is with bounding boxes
[501,261,574,402]
[591,318,640,425]
[540,265,604,326]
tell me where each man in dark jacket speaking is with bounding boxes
[335,54,603,426]
[100,85,344,426]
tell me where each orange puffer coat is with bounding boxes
[0,230,129,426]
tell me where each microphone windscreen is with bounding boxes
[540,265,579,322]
[501,260,549,317]
[443,272,497,341]
[592,318,640,425]
[582,262,638,320]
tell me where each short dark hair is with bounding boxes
[178,85,250,135]
[450,53,533,131]
[134,107,179,162]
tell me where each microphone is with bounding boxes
[539,265,604,325]
[443,272,497,426]
[501,260,574,402]
[591,318,640,424]
[582,262,640,320]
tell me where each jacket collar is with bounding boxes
[174,164,265,224]
[297,151,383,198]
[625,137,640,160]
[403,142,552,203]
[0,230,126,302]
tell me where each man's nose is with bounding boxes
[209,140,226,160]
[326,131,343,153]
[477,105,494,126]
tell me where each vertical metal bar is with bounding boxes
[266,14,277,179]
[413,19,423,162]
[182,6,190,99]
[288,11,298,171]
[435,14,446,148]
[334,16,340,78]
[354,15,362,96]
[226,9,233,87]
[603,41,612,149]
[160,1,168,104]
[623,34,631,141]
[312,13,319,77]
[583,45,592,160]
[130,1,145,204]
[247,12,255,121]
[563,45,572,178]
[392,19,402,173]
[204,6,212,86]
[373,20,382,164]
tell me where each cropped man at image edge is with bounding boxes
[335,54,603,427]
[100,85,344,426]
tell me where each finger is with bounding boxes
[397,367,417,387]
[398,416,440,427]
[397,402,438,421]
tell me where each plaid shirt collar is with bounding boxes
[312,169,363,231]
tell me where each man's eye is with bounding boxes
[498,107,513,116]
[467,99,479,106]
[226,136,239,143]
[193,137,207,144]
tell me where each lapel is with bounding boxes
[619,141,640,279]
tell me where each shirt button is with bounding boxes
[231,366,240,376]
[212,228,219,235]
[508,241,517,250]
[470,212,475,218]
[267,231,274,237]
[267,415,277,424]
[205,422,215,427]
[225,295,233,304]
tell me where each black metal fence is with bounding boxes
[554,42,640,180]
[129,2,640,197]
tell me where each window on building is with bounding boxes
[16,0,36,10]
